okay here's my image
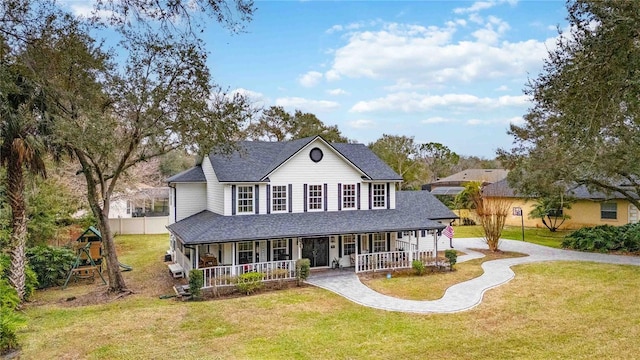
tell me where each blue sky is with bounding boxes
[66,1,570,158]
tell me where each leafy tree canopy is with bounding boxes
[246,106,349,143]
[499,0,640,209]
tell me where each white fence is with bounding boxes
[109,216,169,235]
[201,260,297,288]
[355,250,436,273]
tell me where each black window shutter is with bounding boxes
[338,235,343,256]
[323,183,328,211]
[398,232,402,239]
[255,184,260,214]
[338,183,342,211]
[368,184,372,210]
[303,184,308,212]
[386,183,390,209]
[266,184,271,214]
[369,234,373,253]
[386,232,391,251]
[255,241,260,262]
[288,238,293,257]
[288,184,293,213]
[231,185,236,215]
[357,183,361,210]
[421,230,426,237]
[266,241,271,262]
[357,235,361,254]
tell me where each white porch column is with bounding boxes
[231,242,237,275]
[408,231,414,264]
[433,231,438,257]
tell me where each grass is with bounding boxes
[453,225,571,248]
[18,234,640,359]
[361,250,527,300]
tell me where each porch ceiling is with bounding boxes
[169,191,454,245]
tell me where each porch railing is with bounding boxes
[201,259,297,288]
[356,250,436,273]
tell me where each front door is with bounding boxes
[301,237,329,267]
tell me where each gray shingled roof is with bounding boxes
[166,166,206,183]
[483,179,638,200]
[206,136,403,182]
[168,190,456,245]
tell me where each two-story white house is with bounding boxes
[167,136,456,287]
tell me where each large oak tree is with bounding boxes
[499,0,640,208]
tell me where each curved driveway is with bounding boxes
[305,237,640,314]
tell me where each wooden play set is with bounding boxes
[63,226,106,288]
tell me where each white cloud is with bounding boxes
[453,0,516,14]
[350,92,529,113]
[327,88,349,96]
[466,116,524,126]
[298,71,323,87]
[231,88,265,102]
[495,85,510,91]
[348,119,375,129]
[326,25,344,34]
[323,21,551,86]
[275,97,340,113]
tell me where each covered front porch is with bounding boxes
[170,229,442,289]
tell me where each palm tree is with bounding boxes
[0,61,47,301]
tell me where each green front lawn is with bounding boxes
[19,234,640,359]
[453,225,570,248]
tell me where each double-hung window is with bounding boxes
[372,183,386,208]
[237,186,254,214]
[342,235,356,256]
[342,184,356,209]
[601,202,617,220]
[308,185,323,210]
[373,233,386,252]
[272,239,288,260]
[238,241,253,264]
[271,185,287,213]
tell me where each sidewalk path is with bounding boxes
[305,238,640,314]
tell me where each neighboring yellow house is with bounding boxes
[483,179,639,230]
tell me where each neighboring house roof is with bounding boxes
[166,166,206,183]
[168,191,457,245]
[112,186,170,201]
[171,136,402,184]
[432,169,508,185]
[429,186,465,196]
[483,179,638,200]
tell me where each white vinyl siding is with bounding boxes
[202,157,224,215]
[267,139,364,213]
[271,185,288,213]
[174,183,207,222]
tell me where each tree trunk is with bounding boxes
[7,154,28,301]
[96,209,128,293]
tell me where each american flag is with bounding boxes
[442,225,454,239]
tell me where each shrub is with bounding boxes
[235,272,264,295]
[296,258,310,284]
[412,260,425,275]
[444,250,458,271]
[562,223,640,253]
[26,245,75,289]
[188,270,204,300]
[0,279,26,354]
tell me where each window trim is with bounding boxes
[238,241,253,264]
[236,185,254,214]
[600,202,617,220]
[342,184,356,210]
[272,238,288,260]
[307,184,323,211]
[271,185,288,213]
[342,235,356,256]
[373,233,386,252]
[372,183,386,209]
